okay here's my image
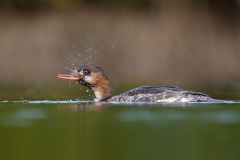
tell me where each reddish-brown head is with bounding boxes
[58,64,112,101]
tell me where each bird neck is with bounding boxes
[91,75,113,102]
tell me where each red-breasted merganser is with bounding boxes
[58,64,220,103]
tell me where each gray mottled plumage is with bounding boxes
[107,86,218,103]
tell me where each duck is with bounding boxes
[57,64,220,103]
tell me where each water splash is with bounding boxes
[62,35,116,69]
[57,36,116,101]
[61,66,76,73]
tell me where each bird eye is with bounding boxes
[83,69,89,75]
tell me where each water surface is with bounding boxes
[0,100,240,160]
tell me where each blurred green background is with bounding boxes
[0,0,240,100]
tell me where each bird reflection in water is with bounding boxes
[57,103,109,112]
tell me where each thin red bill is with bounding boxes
[57,74,81,81]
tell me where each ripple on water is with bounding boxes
[27,100,91,104]
[118,108,240,124]
[0,108,48,127]
[1,100,240,125]
[0,100,92,104]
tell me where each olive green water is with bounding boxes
[0,101,240,160]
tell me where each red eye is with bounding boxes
[83,70,89,75]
